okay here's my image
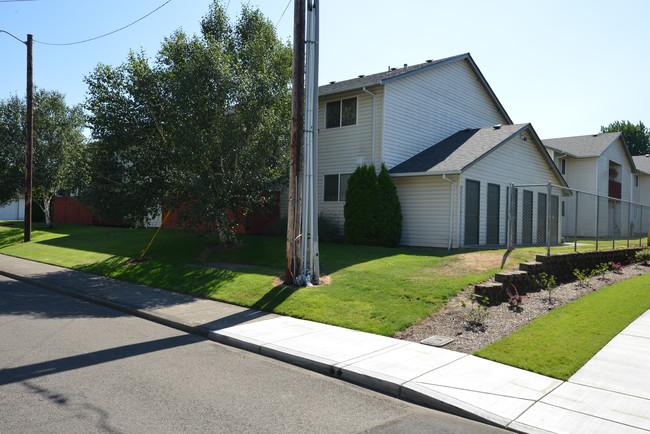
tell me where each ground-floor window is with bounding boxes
[323,173,351,201]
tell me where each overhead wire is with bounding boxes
[276,0,292,29]
[34,0,174,46]
[0,29,26,44]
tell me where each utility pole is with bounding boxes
[285,0,305,284]
[24,33,33,243]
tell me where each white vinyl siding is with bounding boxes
[461,134,561,246]
[382,59,508,169]
[393,176,455,248]
[317,86,384,227]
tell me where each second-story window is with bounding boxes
[326,97,357,129]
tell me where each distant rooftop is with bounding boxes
[542,133,621,158]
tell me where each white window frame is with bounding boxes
[323,173,351,202]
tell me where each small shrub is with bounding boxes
[636,249,650,265]
[506,283,525,308]
[609,261,624,274]
[591,263,610,280]
[537,272,557,304]
[573,268,591,288]
[461,293,490,327]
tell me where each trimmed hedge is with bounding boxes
[344,164,402,247]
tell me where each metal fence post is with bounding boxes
[573,191,580,252]
[595,195,600,251]
[506,182,513,250]
[627,202,632,247]
[546,181,552,257]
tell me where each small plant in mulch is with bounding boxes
[573,268,591,288]
[609,261,624,274]
[506,283,526,311]
[461,292,490,328]
[537,272,558,305]
[636,249,650,266]
[591,263,610,281]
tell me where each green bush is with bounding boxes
[343,164,402,247]
[377,164,402,247]
[344,165,379,245]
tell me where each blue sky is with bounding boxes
[1,0,649,140]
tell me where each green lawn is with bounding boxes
[0,222,532,336]
[475,273,650,380]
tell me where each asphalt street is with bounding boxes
[0,274,506,433]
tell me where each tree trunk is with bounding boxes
[40,195,53,228]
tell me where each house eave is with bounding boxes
[389,170,462,178]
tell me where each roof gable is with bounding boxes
[543,132,636,170]
[633,155,650,175]
[388,123,566,186]
[318,53,512,124]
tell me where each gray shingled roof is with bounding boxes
[318,54,464,95]
[389,123,531,174]
[542,133,621,158]
[632,155,650,175]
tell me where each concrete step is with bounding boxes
[519,261,543,273]
[473,282,504,302]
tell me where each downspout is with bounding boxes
[362,87,376,165]
[442,174,455,249]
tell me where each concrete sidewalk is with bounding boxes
[1,253,648,433]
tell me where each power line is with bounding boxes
[34,0,174,46]
[276,0,291,29]
[0,29,26,44]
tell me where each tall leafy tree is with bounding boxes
[600,120,650,156]
[82,1,292,240]
[0,90,87,227]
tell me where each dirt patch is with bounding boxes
[271,274,332,288]
[394,262,650,354]
[437,251,511,276]
[123,256,151,266]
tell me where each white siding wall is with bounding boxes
[558,157,597,237]
[393,176,454,248]
[317,86,384,226]
[461,133,561,246]
[382,60,508,169]
[0,199,25,220]
[597,139,633,237]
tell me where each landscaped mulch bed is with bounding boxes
[394,262,650,354]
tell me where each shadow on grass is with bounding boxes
[251,284,299,312]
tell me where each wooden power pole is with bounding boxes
[285,0,305,284]
[24,33,33,243]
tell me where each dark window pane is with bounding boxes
[326,101,340,128]
[324,175,339,201]
[339,174,351,201]
[341,98,356,126]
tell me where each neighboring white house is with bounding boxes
[632,154,650,205]
[0,199,25,221]
[543,132,638,238]
[388,123,567,248]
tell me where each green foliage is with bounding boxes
[344,165,379,245]
[600,120,650,156]
[81,1,292,237]
[573,268,591,287]
[0,90,87,227]
[376,164,402,247]
[343,164,402,247]
[591,262,610,280]
[536,272,557,303]
[636,249,650,264]
[461,293,490,327]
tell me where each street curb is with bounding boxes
[0,269,210,338]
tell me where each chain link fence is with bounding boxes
[506,182,650,255]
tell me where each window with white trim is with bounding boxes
[325,97,357,128]
[558,157,566,175]
[323,173,351,201]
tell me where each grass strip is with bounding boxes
[475,273,650,380]
[0,223,531,336]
